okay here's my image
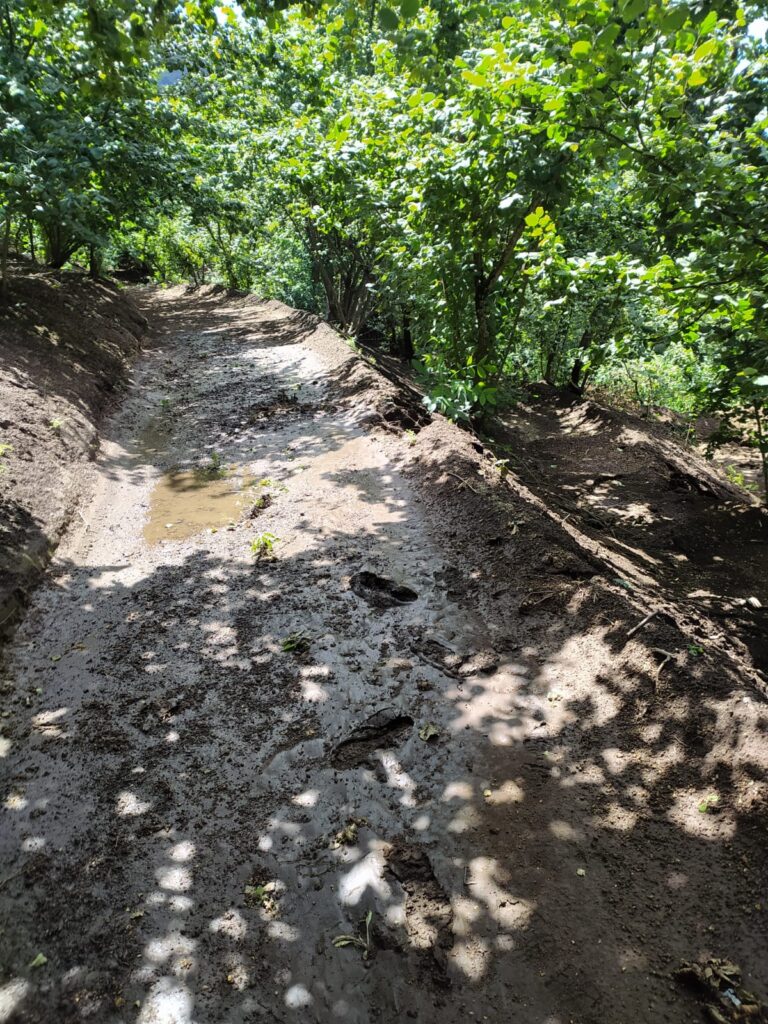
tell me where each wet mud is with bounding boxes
[0,289,766,1024]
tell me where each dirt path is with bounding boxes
[1,291,766,1024]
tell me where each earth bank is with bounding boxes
[0,265,147,637]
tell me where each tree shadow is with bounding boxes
[0,501,51,643]
[484,393,768,677]
[0,300,766,1024]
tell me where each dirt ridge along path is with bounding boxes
[0,288,766,1024]
[0,267,147,638]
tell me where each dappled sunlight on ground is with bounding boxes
[0,292,766,1024]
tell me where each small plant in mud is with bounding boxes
[244,879,279,913]
[259,477,288,493]
[281,631,312,655]
[249,493,273,517]
[50,418,63,432]
[688,643,704,658]
[698,793,720,814]
[197,451,228,480]
[418,722,440,742]
[0,442,12,474]
[250,531,279,559]
[330,817,368,849]
[404,428,417,446]
[333,910,375,960]
[160,397,173,414]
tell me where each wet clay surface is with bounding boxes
[1,289,767,1024]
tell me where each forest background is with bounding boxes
[2,0,768,488]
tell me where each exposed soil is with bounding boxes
[0,264,147,637]
[484,386,768,676]
[0,286,766,1024]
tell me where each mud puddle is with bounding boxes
[144,466,255,543]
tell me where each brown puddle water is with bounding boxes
[144,468,255,544]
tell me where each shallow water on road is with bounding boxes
[143,467,255,544]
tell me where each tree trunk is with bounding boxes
[392,310,414,361]
[27,219,35,262]
[88,245,102,279]
[344,276,371,335]
[13,220,24,257]
[544,350,556,384]
[0,208,11,301]
[43,223,78,268]
[569,330,592,393]
[473,278,493,364]
[754,401,768,507]
[315,258,345,326]
[204,221,239,291]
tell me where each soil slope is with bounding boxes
[0,265,147,637]
[0,286,766,1024]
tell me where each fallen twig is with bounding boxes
[651,647,674,680]
[416,651,459,678]
[445,471,480,495]
[626,609,658,639]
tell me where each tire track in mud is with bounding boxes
[1,291,766,1024]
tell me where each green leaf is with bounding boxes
[621,0,648,22]
[693,38,716,62]
[612,576,635,590]
[462,70,488,87]
[662,6,688,32]
[688,69,707,86]
[29,953,48,969]
[379,6,400,31]
[753,376,768,387]
[699,10,718,34]
[570,40,592,58]
[595,23,621,47]
[399,0,420,18]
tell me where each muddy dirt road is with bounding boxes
[1,290,766,1024]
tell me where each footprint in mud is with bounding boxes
[350,571,418,609]
[331,708,414,768]
[386,842,453,973]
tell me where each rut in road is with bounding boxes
[1,289,767,1024]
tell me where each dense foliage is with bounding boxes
[2,0,768,490]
